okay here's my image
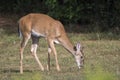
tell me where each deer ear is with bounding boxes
[74,43,81,51]
[76,42,81,51]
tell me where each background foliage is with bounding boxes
[0,0,120,32]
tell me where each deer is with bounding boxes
[18,13,84,74]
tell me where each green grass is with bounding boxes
[0,28,120,80]
[84,64,117,80]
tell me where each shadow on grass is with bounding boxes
[2,69,33,73]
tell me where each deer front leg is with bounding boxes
[48,39,60,71]
[47,48,51,71]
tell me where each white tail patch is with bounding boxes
[18,27,22,38]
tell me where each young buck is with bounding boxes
[18,13,84,74]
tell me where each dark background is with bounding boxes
[0,0,120,33]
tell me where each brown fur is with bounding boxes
[19,13,74,53]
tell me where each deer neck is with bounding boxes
[59,35,75,56]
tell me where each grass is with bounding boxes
[0,27,120,80]
[84,65,116,80]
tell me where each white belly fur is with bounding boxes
[31,29,45,37]
[32,29,60,44]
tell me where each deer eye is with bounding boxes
[73,46,77,51]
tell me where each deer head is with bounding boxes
[74,43,84,69]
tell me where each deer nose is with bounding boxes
[81,56,83,58]
[81,56,84,62]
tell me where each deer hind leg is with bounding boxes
[31,36,44,71]
[20,33,30,74]
[48,39,60,71]
[47,47,52,71]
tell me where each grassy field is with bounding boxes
[0,27,120,80]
